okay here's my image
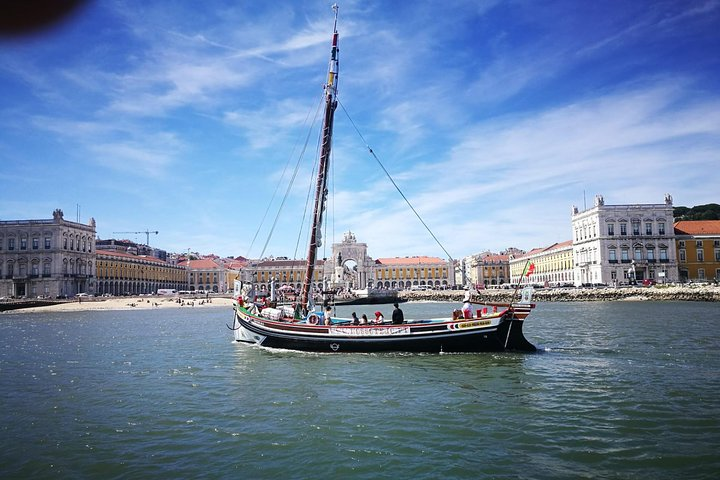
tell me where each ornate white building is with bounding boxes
[571,194,678,286]
[0,209,97,298]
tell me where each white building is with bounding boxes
[0,209,97,298]
[571,194,678,286]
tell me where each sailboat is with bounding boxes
[230,5,537,353]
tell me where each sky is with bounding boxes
[1,0,719,262]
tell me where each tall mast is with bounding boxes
[301,4,340,309]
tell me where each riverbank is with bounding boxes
[3,284,719,314]
[398,284,720,303]
[1,295,236,314]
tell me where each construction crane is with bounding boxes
[112,230,159,246]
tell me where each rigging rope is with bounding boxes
[338,100,455,263]
[256,93,325,261]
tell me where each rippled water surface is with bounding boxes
[1,301,719,479]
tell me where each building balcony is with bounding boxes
[608,260,618,264]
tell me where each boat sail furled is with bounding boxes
[230,5,537,353]
[300,4,339,311]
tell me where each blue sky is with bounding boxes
[1,0,719,261]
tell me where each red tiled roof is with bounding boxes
[674,220,720,236]
[253,259,326,268]
[96,249,168,265]
[375,256,446,265]
[515,240,573,259]
[479,254,509,263]
[178,259,223,269]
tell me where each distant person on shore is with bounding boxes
[374,311,384,324]
[392,303,404,324]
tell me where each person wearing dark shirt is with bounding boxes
[391,303,404,324]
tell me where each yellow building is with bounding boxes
[244,259,326,294]
[674,220,720,283]
[510,240,574,286]
[465,254,510,288]
[96,249,188,295]
[373,256,452,290]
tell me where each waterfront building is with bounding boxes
[509,240,574,286]
[373,255,452,290]
[182,258,227,293]
[0,209,96,298]
[571,194,678,286]
[243,258,325,294]
[674,220,720,282]
[465,253,510,288]
[96,249,188,296]
[238,232,454,293]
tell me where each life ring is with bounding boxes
[307,314,320,325]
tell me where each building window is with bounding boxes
[632,220,640,236]
[696,240,703,249]
[697,250,704,262]
[32,238,39,250]
[43,263,51,275]
[715,249,720,262]
[45,237,51,249]
[679,249,686,262]
[609,249,617,262]
[20,238,27,250]
[621,248,629,261]
[660,248,668,261]
[8,238,15,251]
[608,223,615,236]
[63,237,67,249]
[634,247,643,261]
[647,248,655,261]
[32,264,39,276]
[645,223,652,235]
[659,222,665,235]
[679,240,685,248]
[698,268,705,280]
[620,223,627,236]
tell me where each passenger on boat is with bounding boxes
[352,312,360,325]
[392,303,404,324]
[374,311,384,324]
[360,314,368,324]
[462,291,473,319]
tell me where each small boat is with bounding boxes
[230,6,537,353]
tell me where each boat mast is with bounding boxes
[300,4,340,310]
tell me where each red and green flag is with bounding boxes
[522,262,535,277]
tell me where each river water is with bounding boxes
[1,301,718,479]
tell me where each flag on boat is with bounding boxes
[522,262,535,277]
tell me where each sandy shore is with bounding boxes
[4,296,236,314]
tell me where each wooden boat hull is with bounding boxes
[232,306,536,353]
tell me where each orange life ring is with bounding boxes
[307,314,320,325]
